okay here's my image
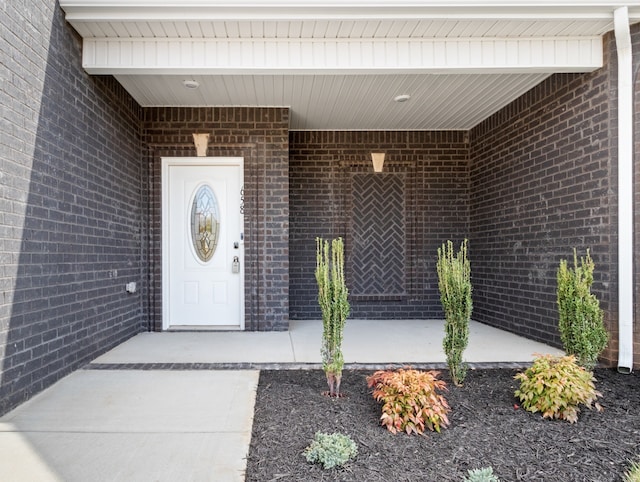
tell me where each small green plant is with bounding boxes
[623,457,640,482]
[437,239,473,386]
[557,248,608,369]
[514,354,602,423]
[366,368,450,435]
[303,432,357,469]
[464,467,500,482]
[315,237,350,397]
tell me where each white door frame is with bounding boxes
[161,156,245,330]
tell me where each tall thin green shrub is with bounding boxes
[437,239,472,386]
[315,237,350,397]
[557,248,608,369]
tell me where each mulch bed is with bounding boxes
[246,368,640,481]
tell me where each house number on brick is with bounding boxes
[190,184,220,262]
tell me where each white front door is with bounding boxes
[162,157,244,329]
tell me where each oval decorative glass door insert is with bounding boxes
[190,184,220,262]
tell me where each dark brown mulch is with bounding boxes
[246,368,640,482]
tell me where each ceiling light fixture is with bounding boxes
[183,79,200,89]
[394,94,411,103]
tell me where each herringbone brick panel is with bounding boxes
[351,174,406,296]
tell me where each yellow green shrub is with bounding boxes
[514,354,602,423]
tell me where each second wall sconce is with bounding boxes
[371,152,385,173]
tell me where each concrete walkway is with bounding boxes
[0,320,562,482]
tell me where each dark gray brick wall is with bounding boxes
[143,107,290,331]
[469,34,617,361]
[289,131,469,320]
[0,2,146,414]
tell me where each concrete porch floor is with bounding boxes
[0,320,563,482]
[92,319,564,366]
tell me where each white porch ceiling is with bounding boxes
[60,1,640,130]
[115,73,552,130]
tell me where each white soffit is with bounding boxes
[59,0,640,130]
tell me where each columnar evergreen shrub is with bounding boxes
[437,239,472,386]
[557,248,608,369]
[315,237,350,397]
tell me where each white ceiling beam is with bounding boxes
[82,37,602,74]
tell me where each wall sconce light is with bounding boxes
[371,152,385,173]
[193,133,210,157]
